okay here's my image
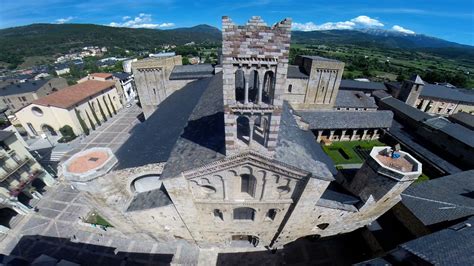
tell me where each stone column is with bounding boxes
[371,129,379,140]
[249,120,254,146]
[420,100,429,111]
[350,129,357,141]
[258,77,263,104]
[362,129,368,140]
[244,81,249,104]
[341,130,347,141]
[329,130,335,141]
[316,130,323,142]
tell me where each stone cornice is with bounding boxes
[183,151,310,180]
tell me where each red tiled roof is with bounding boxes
[91,73,113,79]
[32,80,115,109]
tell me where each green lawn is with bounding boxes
[83,211,113,227]
[322,140,385,165]
[414,173,431,183]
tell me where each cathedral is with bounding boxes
[62,16,422,249]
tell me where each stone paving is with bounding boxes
[62,104,143,162]
[0,182,199,265]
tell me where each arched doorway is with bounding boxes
[249,70,259,103]
[231,235,260,247]
[263,71,274,104]
[237,116,250,144]
[0,208,18,230]
[252,116,267,146]
[32,178,47,194]
[41,124,57,136]
[235,69,245,103]
[17,192,33,208]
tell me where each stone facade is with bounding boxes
[132,56,183,119]
[288,56,345,110]
[0,131,56,232]
[61,16,421,250]
[222,16,291,154]
[0,78,68,115]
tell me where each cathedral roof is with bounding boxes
[117,72,336,180]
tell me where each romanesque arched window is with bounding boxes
[266,209,277,220]
[262,71,274,104]
[233,207,255,221]
[236,116,250,144]
[235,69,245,103]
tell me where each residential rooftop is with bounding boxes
[169,64,215,80]
[335,90,378,109]
[402,170,474,227]
[0,130,14,142]
[339,79,387,91]
[32,80,115,109]
[0,79,49,97]
[449,111,474,130]
[297,110,393,130]
[90,73,113,79]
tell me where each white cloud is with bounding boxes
[109,13,174,29]
[392,25,415,34]
[350,15,384,27]
[292,15,383,31]
[55,16,74,24]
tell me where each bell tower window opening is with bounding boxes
[266,209,277,220]
[240,174,256,197]
[235,69,245,103]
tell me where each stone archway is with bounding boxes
[32,178,47,193]
[249,70,259,103]
[237,116,251,144]
[235,69,246,103]
[263,71,274,104]
[0,208,18,230]
[41,124,57,136]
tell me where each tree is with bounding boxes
[59,125,75,138]
[75,109,89,135]
[88,102,101,126]
[58,125,77,143]
[108,94,117,115]
[103,96,113,117]
[182,56,190,65]
[97,99,108,122]
[86,110,95,130]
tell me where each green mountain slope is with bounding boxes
[1,23,473,70]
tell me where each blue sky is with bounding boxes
[1,0,473,45]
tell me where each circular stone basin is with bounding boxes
[62,147,118,183]
[67,151,110,174]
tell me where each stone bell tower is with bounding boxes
[221,16,292,155]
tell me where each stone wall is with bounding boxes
[132,56,182,119]
[292,56,345,110]
[221,16,292,154]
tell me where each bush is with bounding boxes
[59,125,75,138]
[58,125,77,143]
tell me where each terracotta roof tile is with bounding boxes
[32,80,115,109]
[91,73,113,79]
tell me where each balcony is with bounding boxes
[0,156,32,182]
[9,169,43,197]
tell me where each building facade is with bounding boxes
[0,130,55,232]
[0,78,68,115]
[15,80,122,137]
[132,56,183,119]
[62,16,421,249]
[387,76,474,116]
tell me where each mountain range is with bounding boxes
[0,23,473,68]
